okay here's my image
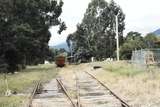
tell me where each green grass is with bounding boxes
[103,61,144,76]
[0,64,58,106]
[0,96,27,107]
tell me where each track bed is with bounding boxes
[76,71,124,107]
[32,79,72,107]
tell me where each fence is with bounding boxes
[131,49,160,66]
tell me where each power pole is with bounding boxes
[116,15,120,61]
[70,42,73,62]
[70,42,73,57]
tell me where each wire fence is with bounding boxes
[131,49,160,66]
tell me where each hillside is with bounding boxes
[50,42,69,51]
[153,28,160,36]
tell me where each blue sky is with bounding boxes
[49,0,160,46]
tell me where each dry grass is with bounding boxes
[92,61,160,107]
[0,96,27,107]
[52,62,160,106]
[0,64,58,106]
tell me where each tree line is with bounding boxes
[0,0,66,73]
[121,32,160,59]
[67,0,160,61]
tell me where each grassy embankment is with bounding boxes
[0,64,58,107]
[94,61,160,106]
[104,61,144,76]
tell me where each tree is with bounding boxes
[67,0,125,60]
[120,31,146,59]
[0,0,66,73]
[144,33,158,48]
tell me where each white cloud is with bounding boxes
[115,0,160,35]
[49,0,91,46]
[49,0,160,46]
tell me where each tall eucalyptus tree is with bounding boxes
[67,0,125,60]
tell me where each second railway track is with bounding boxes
[75,71,130,107]
[30,78,75,107]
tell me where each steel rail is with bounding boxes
[28,80,41,107]
[84,71,130,107]
[75,73,81,107]
[56,78,77,107]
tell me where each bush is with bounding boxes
[0,63,8,73]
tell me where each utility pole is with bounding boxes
[70,42,73,63]
[70,42,73,57]
[116,15,120,61]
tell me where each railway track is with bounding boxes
[30,78,76,107]
[75,72,81,107]
[56,78,76,107]
[74,71,131,107]
[28,70,130,107]
[84,71,130,107]
[28,80,42,107]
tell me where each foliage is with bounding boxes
[120,31,160,60]
[67,0,125,60]
[48,47,68,61]
[0,0,66,73]
[120,31,146,59]
[144,33,159,48]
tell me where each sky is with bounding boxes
[49,0,160,46]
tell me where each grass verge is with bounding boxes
[93,61,160,106]
[0,96,27,107]
[0,64,58,106]
[103,61,144,76]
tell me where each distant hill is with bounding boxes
[153,28,160,36]
[50,42,69,51]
